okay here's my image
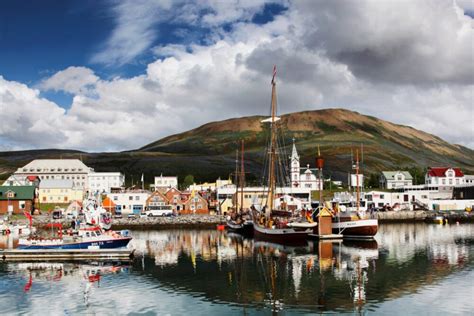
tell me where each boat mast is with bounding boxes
[240,140,245,213]
[267,66,277,218]
[234,149,239,212]
[356,149,360,211]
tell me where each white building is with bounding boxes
[350,174,364,188]
[290,141,323,190]
[425,167,465,186]
[380,171,413,189]
[216,185,312,213]
[106,190,151,215]
[6,159,92,189]
[188,178,232,192]
[88,172,124,193]
[154,175,178,191]
[464,175,474,186]
[38,179,84,204]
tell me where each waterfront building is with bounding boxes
[106,190,151,216]
[0,186,36,214]
[349,174,364,188]
[88,172,124,193]
[465,175,474,186]
[154,174,178,191]
[380,171,413,189]
[182,192,209,214]
[290,141,323,190]
[425,167,465,186]
[187,178,232,192]
[146,190,170,212]
[38,179,83,204]
[216,185,311,214]
[273,194,305,211]
[164,188,186,212]
[6,159,92,189]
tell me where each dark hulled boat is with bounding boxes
[252,66,316,243]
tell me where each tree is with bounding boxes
[182,174,195,190]
[365,173,380,189]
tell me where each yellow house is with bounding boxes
[39,179,83,204]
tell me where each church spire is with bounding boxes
[291,138,299,162]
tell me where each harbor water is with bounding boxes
[1,223,473,315]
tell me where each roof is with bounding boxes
[39,179,74,189]
[381,171,413,180]
[427,167,464,177]
[18,159,92,173]
[0,186,35,200]
[102,197,116,208]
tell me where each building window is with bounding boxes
[113,196,118,201]
[135,196,139,201]
[129,196,133,200]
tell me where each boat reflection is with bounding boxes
[1,224,473,315]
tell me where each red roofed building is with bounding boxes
[425,167,466,186]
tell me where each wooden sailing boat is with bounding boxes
[252,66,317,243]
[332,149,378,238]
[226,140,254,236]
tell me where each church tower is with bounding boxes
[290,139,300,188]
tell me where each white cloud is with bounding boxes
[1,0,473,151]
[38,66,99,95]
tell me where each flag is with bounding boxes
[141,173,144,182]
[271,65,277,84]
[23,211,33,228]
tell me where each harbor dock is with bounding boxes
[0,248,134,262]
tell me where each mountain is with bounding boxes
[1,109,473,184]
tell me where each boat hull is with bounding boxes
[253,224,310,244]
[18,237,132,250]
[226,220,254,236]
[332,219,378,238]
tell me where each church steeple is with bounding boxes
[290,138,300,187]
[291,138,299,162]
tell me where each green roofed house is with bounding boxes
[0,186,36,214]
[380,171,413,189]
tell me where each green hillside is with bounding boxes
[0,108,472,185]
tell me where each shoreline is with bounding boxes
[5,211,474,231]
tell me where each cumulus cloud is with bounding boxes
[1,0,473,151]
[38,66,99,95]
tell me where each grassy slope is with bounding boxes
[0,109,472,184]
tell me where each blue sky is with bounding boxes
[0,0,472,151]
[0,0,285,108]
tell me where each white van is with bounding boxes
[143,205,173,217]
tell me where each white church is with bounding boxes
[290,140,323,191]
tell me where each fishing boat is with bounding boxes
[226,140,254,236]
[0,212,36,237]
[83,198,113,230]
[17,225,132,250]
[252,66,316,244]
[332,151,378,238]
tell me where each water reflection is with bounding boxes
[1,223,473,315]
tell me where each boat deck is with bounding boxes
[308,234,344,240]
[0,248,134,262]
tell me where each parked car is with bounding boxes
[143,206,173,217]
[52,207,64,219]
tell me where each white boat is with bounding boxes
[18,225,132,250]
[0,220,36,237]
[83,199,113,230]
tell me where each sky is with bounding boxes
[0,0,472,152]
